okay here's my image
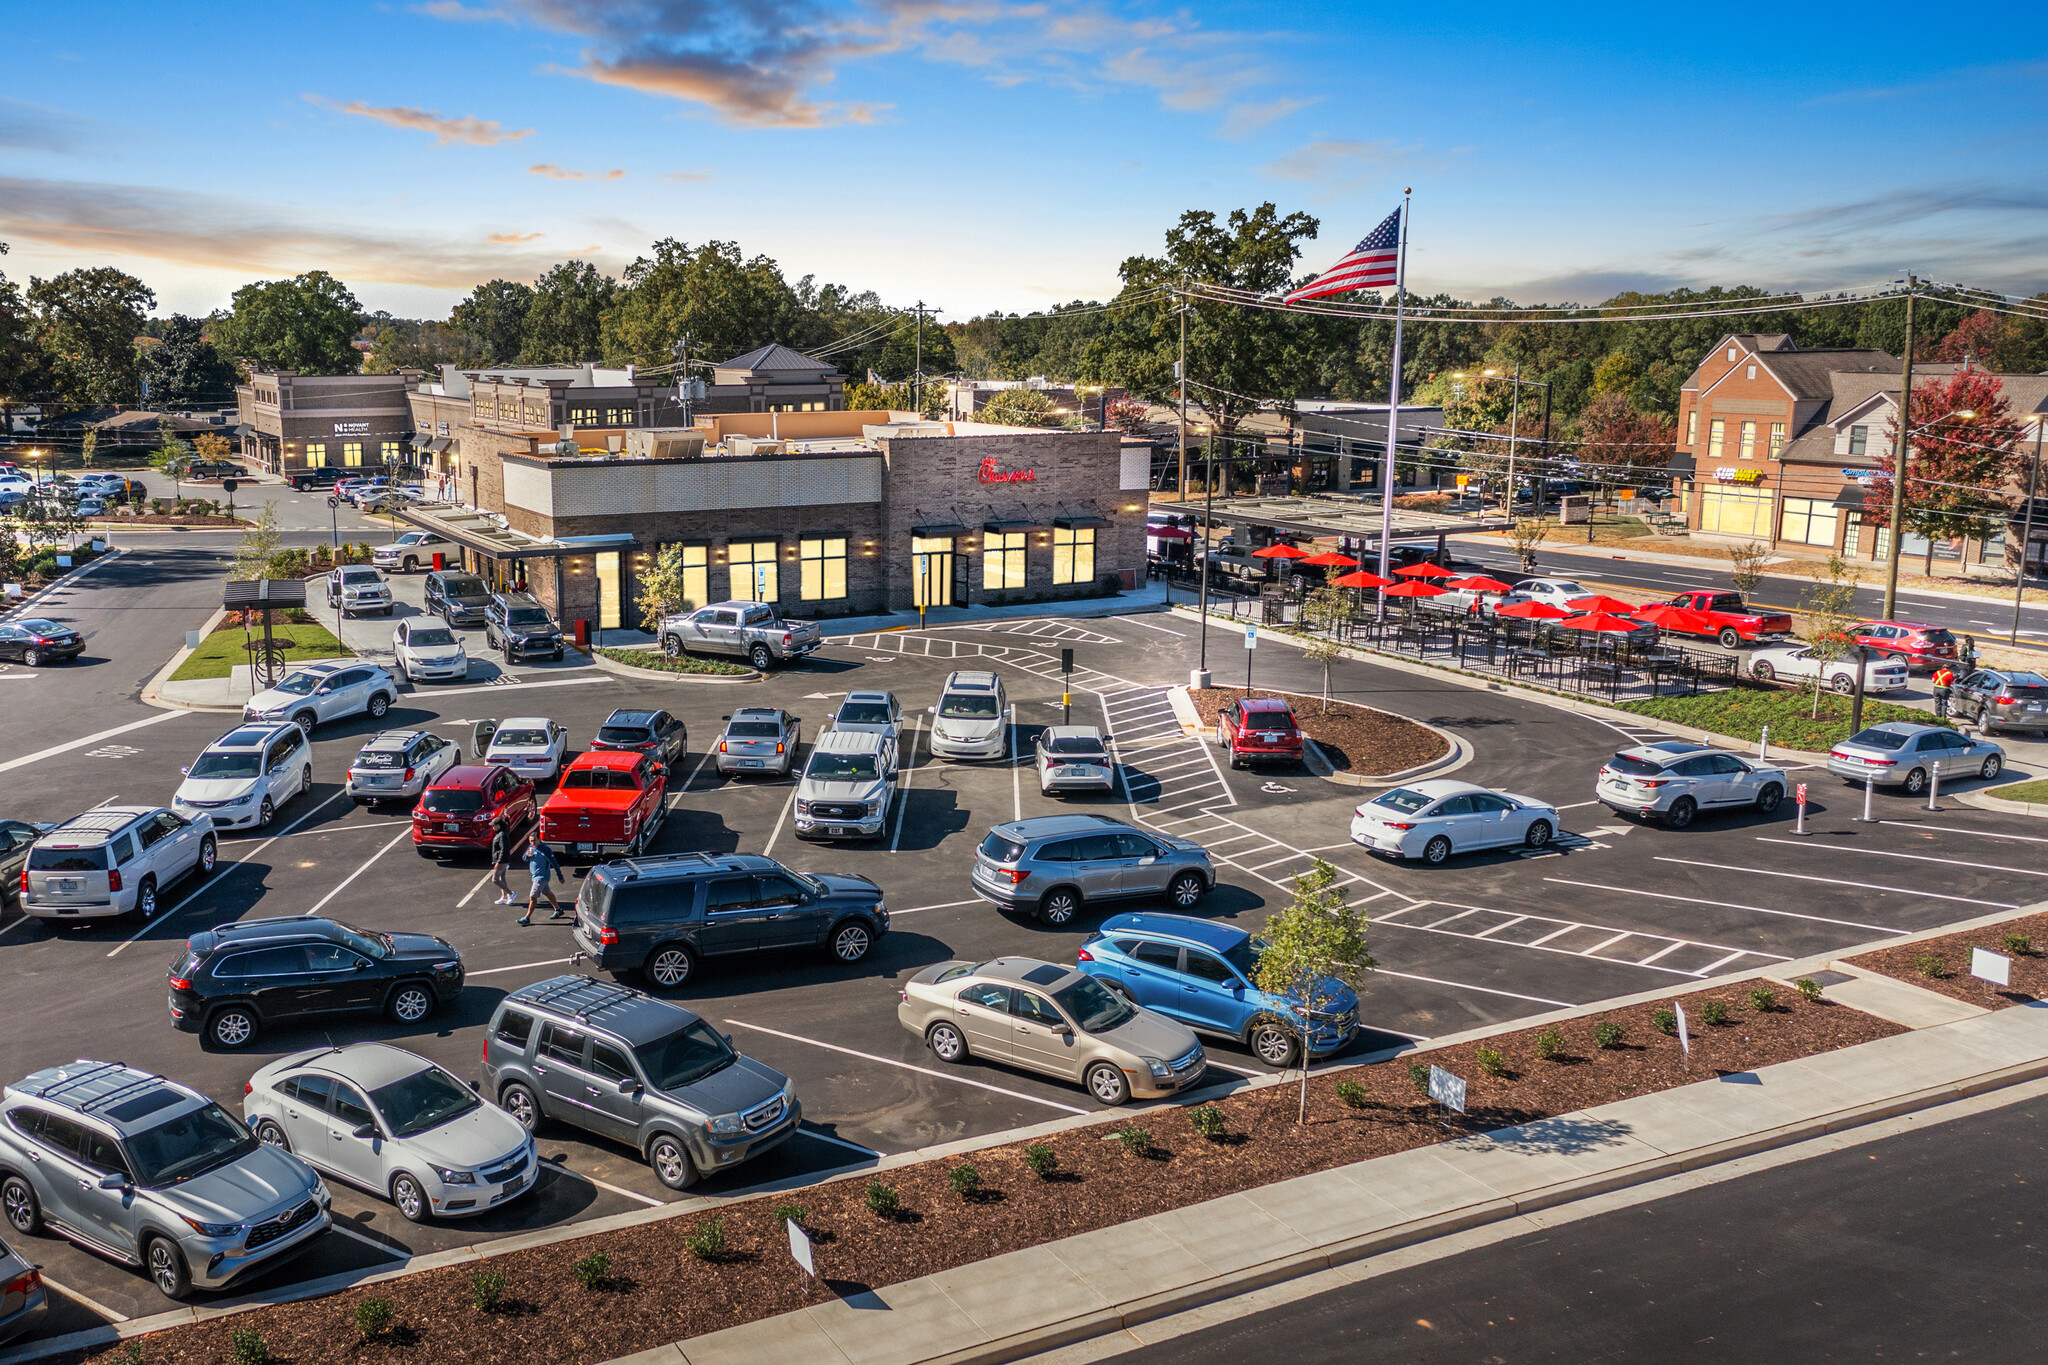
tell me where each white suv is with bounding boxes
[173,724,312,831]
[391,618,468,684]
[21,807,217,922]
[243,661,398,735]
[327,566,393,617]
[928,671,1009,760]
[1596,740,1787,828]
[372,531,452,574]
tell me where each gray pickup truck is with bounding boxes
[658,600,823,670]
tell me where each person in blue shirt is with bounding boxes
[517,831,565,926]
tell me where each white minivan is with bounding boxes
[173,723,313,831]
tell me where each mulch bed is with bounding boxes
[70,988,1897,1365]
[1845,911,2048,1010]
[1189,686,1449,776]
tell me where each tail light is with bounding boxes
[243,1082,253,1095]
[17,868,24,896]
[597,927,619,946]
[782,632,793,645]
[1076,945,1095,962]
[1,1269,39,1299]
[1385,822,1415,830]
[404,767,415,782]
[168,976,192,991]
[899,988,910,1003]
[1001,869,1029,884]
[719,741,728,753]
[108,869,123,892]
[776,742,785,753]
[1638,779,1668,789]
[1997,695,2016,705]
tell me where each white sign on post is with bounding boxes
[1971,948,2011,987]
[1244,626,1257,650]
[1674,1002,1690,1058]
[1426,1064,1466,1114]
[786,1217,815,1278]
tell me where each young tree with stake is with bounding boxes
[1253,859,1374,1121]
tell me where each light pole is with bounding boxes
[1455,369,1551,519]
[1881,277,1918,622]
[2013,417,2046,643]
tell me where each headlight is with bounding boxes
[707,1112,745,1137]
[181,1216,241,1238]
[1142,1057,1173,1080]
[794,800,810,816]
[431,1165,477,1186]
[228,794,254,806]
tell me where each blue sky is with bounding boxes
[2,1,2045,323]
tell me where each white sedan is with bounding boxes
[482,717,571,782]
[1748,644,1908,694]
[1498,578,1595,611]
[392,618,469,684]
[1349,778,1560,865]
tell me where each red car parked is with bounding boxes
[539,750,669,860]
[1215,696,1305,769]
[1846,620,1958,672]
[412,764,536,857]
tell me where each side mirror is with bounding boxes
[180,766,191,776]
[355,958,372,971]
[720,715,731,722]
[928,706,938,715]
[618,1078,642,1095]
[352,1123,378,1140]
[316,686,332,696]
[98,1172,129,1190]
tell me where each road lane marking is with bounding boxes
[463,957,576,977]
[0,709,183,775]
[1542,878,1904,934]
[541,1159,665,1207]
[724,1019,1089,1114]
[1651,857,2019,907]
[303,828,413,918]
[1754,836,2048,877]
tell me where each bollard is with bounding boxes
[1793,785,1808,836]
[1759,724,1770,761]
[1927,760,1941,812]
[1862,774,1875,822]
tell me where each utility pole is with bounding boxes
[671,332,693,428]
[1503,364,1522,519]
[1176,287,1190,496]
[913,302,927,417]
[1881,277,1918,622]
[2013,418,2044,643]
[1196,430,1215,687]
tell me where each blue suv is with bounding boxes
[1076,913,1359,1067]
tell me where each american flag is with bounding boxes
[1284,208,1401,304]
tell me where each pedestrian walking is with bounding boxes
[1932,663,1956,719]
[489,832,514,905]
[1961,634,1980,673]
[517,832,566,926]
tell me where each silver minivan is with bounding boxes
[22,807,218,922]
[929,671,1008,760]
[794,730,898,841]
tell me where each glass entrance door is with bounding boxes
[596,552,622,629]
[913,535,954,608]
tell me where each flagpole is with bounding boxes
[1375,189,1411,621]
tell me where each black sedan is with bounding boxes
[0,619,83,666]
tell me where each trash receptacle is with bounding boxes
[432,552,443,572]
[572,618,590,650]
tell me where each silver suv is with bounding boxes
[22,807,218,922]
[479,976,799,1191]
[326,566,393,618]
[347,729,462,807]
[970,815,1214,925]
[1596,740,1787,827]
[0,1061,330,1299]
[794,730,898,841]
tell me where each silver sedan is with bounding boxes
[717,707,802,777]
[1827,723,2003,793]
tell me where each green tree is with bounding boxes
[79,428,97,470]
[1797,553,1859,718]
[0,242,50,425]
[602,239,803,369]
[360,318,488,374]
[1869,367,2026,575]
[1252,859,1374,1121]
[1572,391,1676,498]
[843,378,946,420]
[28,266,154,407]
[523,260,616,363]
[451,279,534,364]
[229,500,285,581]
[1298,585,1351,711]
[150,420,195,496]
[211,272,362,374]
[636,542,699,630]
[142,314,239,407]
[974,389,1061,427]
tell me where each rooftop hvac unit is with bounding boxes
[622,428,707,460]
[728,436,787,457]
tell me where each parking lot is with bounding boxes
[4,594,2047,1338]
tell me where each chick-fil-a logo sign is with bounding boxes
[978,457,1037,484]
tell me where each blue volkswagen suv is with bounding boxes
[1076,913,1359,1067]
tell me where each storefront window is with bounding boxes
[1778,497,1839,547]
[1698,484,1773,539]
[604,406,635,426]
[983,531,1025,590]
[728,540,778,602]
[379,441,402,466]
[304,442,327,467]
[570,406,602,427]
[912,536,954,608]
[596,552,622,630]
[800,537,847,600]
[1053,526,1095,585]
[342,442,364,467]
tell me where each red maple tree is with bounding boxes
[1864,366,2026,573]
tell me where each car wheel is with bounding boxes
[1421,835,1452,866]
[1750,661,1774,683]
[257,797,274,829]
[391,1173,432,1223]
[388,983,434,1024]
[208,1006,258,1050]
[1982,753,2004,780]
[646,944,695,989]
[829,921,873,963]
[1168,871,1206,908]
[197,835,216,874]
[1038,887,1081,925]
[368,692,391,718]
[293,711,316,738]
[1903,766,1928,795]
[1251,1022,1300,1068]
[21,648,39,668]
[500,1083,540,1133]
[146,1234,192,1300]
[397,661,410,684]
[1664,796,1697,829]
[927,1021,968,1063]
[1717,626,1742,650]
[402,556,417,573]
[1524,819,1553,848]
[1085,1061,1131,1106]
[1,1175,42,1235]
[647,1134,698,1191]
[1755,784,1784,814]
[662,635,684,658]
[749,643,773,671]
[300,765,313,798]
[134,876,159,921]
[254,1119,291,1152]
[1215,722,1228,749]
[1831,673,1856,694]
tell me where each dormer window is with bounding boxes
[1727,348,1738,362]
[1746,365,1757,380]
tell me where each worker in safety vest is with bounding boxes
[1931,664,1956,719]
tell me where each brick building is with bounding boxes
[234,372,413,475]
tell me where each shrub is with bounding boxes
[947,1164,983,1198]
[1915,954,1948,979]
[110,1348,144,1365]
[772,1203,807,1228]
[572,1251,611,1291]
[1652,1008,1678,1036]
[2003,934,2033,957]
[353,1297,395,1342]
[865,1180,900,1217]
[1592,1021,1625,1049]
[1112,1123,1152,1156]
[1747,986,1778,1014]
[684,1216,726,1261]
[1024,1144,1059,1179]
[468,1268,507,1313]
[1700,1001,1729,1026]
[1535,1026,1564,1059]
[1795,977,1824,1002]
[1406,1061,1431,1095]
[1190,1103,1226,1139]
[229,1330,267,1365]
[1333,1079,1368,1108]
[1475,1046,1506,1077]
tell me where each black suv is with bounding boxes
[288,466,345,492]
[167,917,466,1050]
[569,852,888,989]
[484,593,564,662]
[186,460,248,481]
[424,571,491,626]
[591,708,687,766]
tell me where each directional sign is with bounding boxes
[327,496,341,508]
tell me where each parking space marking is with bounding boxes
[429,675,611,700]
[1010,704,1022,822]
[272,819,413,838]
[724,1020,1089,1114]
[1119,617,1186,636]
[1372,968,1577,1009]
[1757,837,2048,877]
[35,1273,129,1322]
[456,870,495,908]
[0,708,182,775]
[800,1129,887,1158]
[328,1221,409,1259]
[891,899,983,915]
[891,716,926,853]
[303,828,413,918]
[1542,878,1905,935]
[679,746,718,793]
[1878,821,2048,846]
[1199,1058,1264,1078]
[542,1158,666,1208]
[1652,858,2021,908]
[759,784,798,859]
[465,956,576,977]
[1373,901,1789,977]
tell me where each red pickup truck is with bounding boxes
[1655,591,1795,650]
[540,750,668,860]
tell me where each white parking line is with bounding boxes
[431,674,611,700]
[1542,878,1904,935]
[542,1158,666,1207]
[1199,1058,1264,1078]
[1879,821,2048,845]
[679,746,718,793]
[1652,858,2020,907]
[890,898,983,915]
[272,819,413,838]
[724,1020,1089,1114]
[799,1129,886,1158]
[303,828,413,918]
[465,956,576,977]
[456,871,496,908]
[1118,617,1186,636]
[0,708,183,775]
[1754,836,2048,877]
[35,1273,129,1322]
[759,784,798,859]
[328,1221,408,1259]
[1371,968,1577,1009]
[1010,704,1022,823]
[891,716,925,853]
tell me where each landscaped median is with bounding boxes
[167,613,348,682]
[1611,681,1946,751]
[1183,686,1450,777]
[1847,911,2048,1010]
[592,645,756,681]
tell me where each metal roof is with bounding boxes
[1167,493,1514,542]
[393,503,636,561]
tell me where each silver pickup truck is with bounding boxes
[658,600,823,670]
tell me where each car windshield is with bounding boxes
[493,729,550,748]
[807,753,878,782]
[597,726,651,745]
[727,721,783,738]
[188,750,261,779]
[1370,787,1433,814]
[939,692,1000,719]
[1053,975,1134,1033]
[329,921,391,959]
[28,845,108,871]
[421,789,484,812]
[444,579,488,602]
[1045,736,1105,756]
[371,1066,481,1138]
[1846,728,1911,751]
[563,767,631,789]
[507,608,552,627]
[341,570,379,584]
[837,703,893,725]
[271,672,323,696]
[407,628,457,647]
[634,1020,737,1090]
[1221,935,1267,977]
[125,1102,257,1186]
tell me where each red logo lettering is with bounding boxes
[978,457,1037,484]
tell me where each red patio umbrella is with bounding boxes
[1146,525,1192,540]
[1251,543,1310,560]
[1299,551,1361,567]
[1631,602,1711,633]
[1395,562,1455,578]
[1447,575,1513,593]
[1381,580,1448,599]
[1495,601,1571,619]
[1330,570,1394,589]
[1567,594,1640,616]
[1560,612,1642,633]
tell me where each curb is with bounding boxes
[588,650,764,686]
[1957,783,2048,819]
[140,606,234,712]
[1165,683,1471,788]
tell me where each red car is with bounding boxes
[1215,696,1305,769]
[539,750,669,860]
[412,764,536,857]
[1846,620,1958,672]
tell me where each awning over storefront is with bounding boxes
[232,423,257,437]
[911,522,970,536]
[393,503,636,561]
[982,518,1037,532]
[1055,515,1113,530]
[427,437,451,453]
[1831,484,1867,510]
